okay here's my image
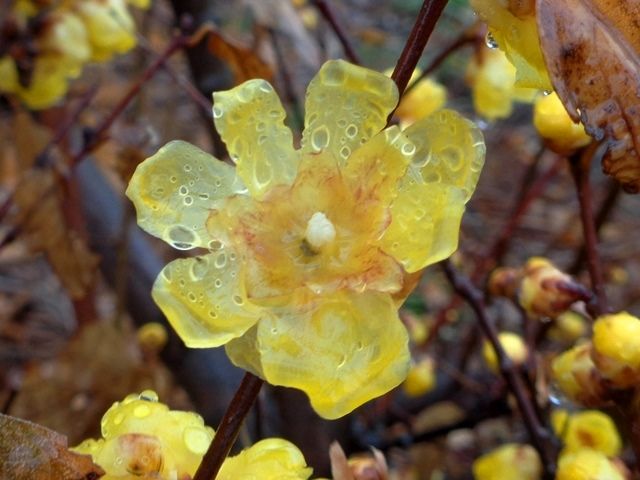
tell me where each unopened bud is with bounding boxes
[591,312,640,389]
[551,343,609,407]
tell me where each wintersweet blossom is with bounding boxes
[127,60,485,418]
[73,391,312,479]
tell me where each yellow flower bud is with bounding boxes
[519,257,590,319]
[482,332,528,373]
[533,92,591,154]
[552,409,622,457]
[591,312,640,389]
[395,73,446,126]
[551,343,608,407]
[472,443,542,480]
[402,357,436,397]
[487,266,521,300]
[547,311,588,344]
[137,322,169,354]
[556,449,628,480]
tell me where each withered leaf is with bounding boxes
[537,0,640,192]
[0,413,104,480]
[207,29,273,85]
[11,169,99,298]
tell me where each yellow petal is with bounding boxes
[403,109,485,202]
[379,180,465,272]
[126,140,245,250]
[301,60,398,162]
[252,291,409,419]
[218,439,312,480]
[213,79,297,198]
[152,251,263,348]
[77,0,136,61]
[342,126,414,206]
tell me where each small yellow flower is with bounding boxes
[551,343,608,408]
[533,92,591,154]
[556,449,628,480]
[402,357,436,397]
[76,0,137,61]
[472,443,542,480]
[127,60,485,418]
[73,391,312,480]
[548,311,588,344]
[466,47,536,120]
[591,312,640,388]
[137,322,169,353]
[482,332,528,373]
[394,68,446,126]
[470,0,551,90]
[551,409,622,457]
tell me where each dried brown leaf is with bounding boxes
[0,413,104,480]
[537,0,640,192]
[11,170,99,298]
[207,29,273,85]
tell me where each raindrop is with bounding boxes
[184,164,192,172]
[311,126,330,151]
[438,145,463,171]
[133,405,151,418]
[183,427,211,455]
[232,295,244,305]
[178,185,188,196]
[183,196,194,206]
[485,32,498,49]
[212,106,223,118]
[166,225,199,250]
[215,252,227,269]
[401,143,416,156]
[208,239,223,251]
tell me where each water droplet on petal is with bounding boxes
[133,405,151,418]
[166,225,199,250]
[215,252,227,269]
[485,31,498,49]
[311,126,330,151]
[183,427,211,454]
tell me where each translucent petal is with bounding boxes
[342,126,414,206]
[218,439,312,480]
[379,181,466,272]
[213,79,297,198]
[254,291,410,419]
[301,60,398,163]
[151,250,262,348]
[404,109,485,202]
[126,140,245,250]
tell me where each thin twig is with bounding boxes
[312,0,360,64]
[193,373,264,480]
[568,144,608,316]
[441,259,557,479]
[390,0,450,100]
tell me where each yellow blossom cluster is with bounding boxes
[472,443,542,480]
[552,312,640,406]
[127,60,485,419]
[0,0,149,109]
[73,391,312,479]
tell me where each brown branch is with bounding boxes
[312,0,360,64]
[193,373,264,480]
[390,0,450,100]
[568,144,608,316]
[441,259,557,480]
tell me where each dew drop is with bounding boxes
[184,427,211,454]
[178,185,188,195]
[184,164,192,172]
[208,310,218,318]
[439,145,463,171]
[339,146,351,159]
[113,413,124,425]
[215,252,227,269]
[212,106,223,118]
[345,124,358,138]
[170,176,178,183]
[187,292,197,303]
[208,239,223,251]
[311,126,330,151]
[198,193,210,200]
[183,196,194,206]
[256,121,266,132]
[253,160,273,189]
[133,404,151,418]
[401,143,416,156]
[165,225,199,250]
[190,257,209,280]
[232,295,244,305]
[214,279,222,288]
[485,31,498,49]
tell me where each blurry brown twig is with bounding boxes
[312,0,361,65]
[441,259,558,480]
[568,143,609,316]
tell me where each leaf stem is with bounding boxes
[193,373,264,480]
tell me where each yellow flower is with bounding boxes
[393,68,446,126]
[556,449,627,480]
[548,311,588,344]
[551,343,608,407]
[482,331,528,373]
[533,92,591,154]
[127,60,485,419]
[76,0,137,61]
[472,443,542,480]
[402,357,436,397]
[551,409,622,457]
[73,391,312,480]
[466,47,537,121]
[470,0,551,90]
[591,312,640,389]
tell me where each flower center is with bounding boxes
[304,212,336,252]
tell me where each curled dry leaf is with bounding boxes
[537,0,640,192]
[0,413,104,480]
[11,170,99,299]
